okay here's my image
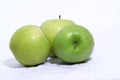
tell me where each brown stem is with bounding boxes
[59,15,61,19]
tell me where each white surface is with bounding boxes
[0,0,120,80]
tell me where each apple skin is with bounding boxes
[53,25,94,63]
[40,19,75,57]
[9,25,50,66]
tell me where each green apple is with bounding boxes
[9,25,50,66]
[40,16,75,57]
[53,25,94,63]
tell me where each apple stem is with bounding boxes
[73,41,78,49]
[59,15,61,19]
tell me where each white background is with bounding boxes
[0,0,120,80]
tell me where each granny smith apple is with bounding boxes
[53,25,94,63]
[40,16,75,57]
[9,25,50,66]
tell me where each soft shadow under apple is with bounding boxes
[47,57,91,65]
[3,58,24,68]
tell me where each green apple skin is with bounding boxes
[53,25,94,63]
[10,25,50,66]
[40,19,75,57]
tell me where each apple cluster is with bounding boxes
[9,17,94,66]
